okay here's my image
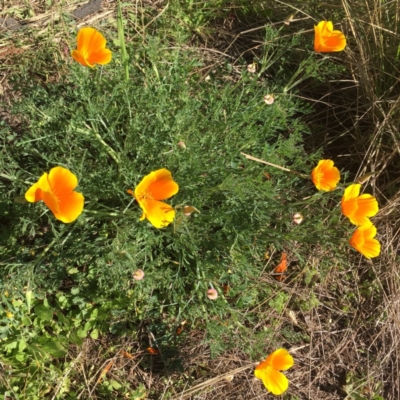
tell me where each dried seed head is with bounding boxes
[177,141,186,150]
[292,213,303,225]
[133,269,145,281]
[247,63,257,73]
[263,94,275,105]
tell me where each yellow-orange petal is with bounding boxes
[54,191,85,223]
[87,48,112,66]
[314,24,322,52]
[135,169,179,200]
[311,159,340,191]
[264,348,294,371]
[47,166,78,197]
[25,173,50,202]
[342,183,361,200]
[314,21,332,52]
[255,365,289,395]
[356,194,379,217]
[41,189,61,216]
[139,198,175,228]
[347,195,378,226]
[148,177,179,201]
[324,28,346,51]
[71,50,91,67]
[349,223,380,259]
[77,27,107,55]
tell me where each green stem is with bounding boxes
[84,209,121,217]
[76,127,120,165]
[0,173,31,185]
[117,0,129,81]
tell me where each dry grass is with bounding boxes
[1,0,399,399]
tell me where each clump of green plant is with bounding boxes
[0,8,358,398]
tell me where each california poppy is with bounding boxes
[25,166,84,223]
[146,347,159,355]
[97,360,114,383]
[311,159,340,191]
[127,168,179,229]
[121,350,135,359]
[349,223,380,259]
[274,252,288,281]
[71,27,112,68]
[341,183,378,226]
[255,348,294,395]
[314,21,346,53]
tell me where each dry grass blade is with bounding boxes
[170,363,256,400]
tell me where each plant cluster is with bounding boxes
[0,8,383,398]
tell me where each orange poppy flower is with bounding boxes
[71,27,112,68]
[25,166,84,223]
[127,169,179,229]
[274,252,288,281]
[311,159,340,191]
[349,223,380,259]
[255,348,294,395]
[314,21,346,53]
[146,347,159,355]
[341,183,378,226]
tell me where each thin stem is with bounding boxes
[240,152,308,178]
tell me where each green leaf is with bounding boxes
[68,268,79,275]
[18,340,27,352]
[90,308,98,320]
[21,316,32,326]
[4,341,18,350]
[131,384,147,399]
[12,299,23,307]
[34,337,66,358]
[110,380,122,390]
[90,329,99,340]
[77,328,88,338]
[34,304,53,322]
[26,290,33,312]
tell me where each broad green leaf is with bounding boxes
[68,268,79,275]
[34,305,53,322]
[34,337,66,358]
[26,290,33,312]
[90,329,99,339]
[110,380,122,390]
[77,328,88,338]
